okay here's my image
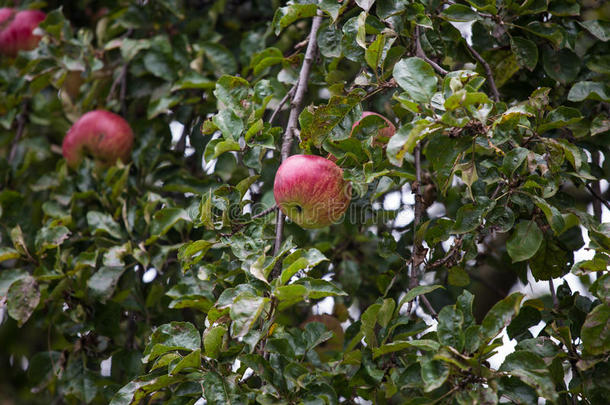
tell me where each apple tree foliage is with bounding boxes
[1,0,609,403]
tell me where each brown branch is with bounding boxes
[269,81,298,125]
[585,183,610,212]
[549,278,559,310]
[414,26,448,75]
[8,102,28,164]
[272,11,324,270]
[408,144,438,319]
[590,151,604,220]
[464,41,500,102]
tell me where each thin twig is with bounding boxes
[585,183,610,211]
[252,204,279,220]
[219,205,278,238]
[464,41,500,102]
[269,81,298,125]
[549,279,559,310]
[414,26,448,75]
[272,11,324,269]
[8,103,28,164]
[590,151,603,220]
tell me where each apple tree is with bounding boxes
[1,0,609,404]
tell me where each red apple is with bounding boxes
[350,111,396,145]
[0,8,46,57]
[273,154,351,229]
[62,110,134,168]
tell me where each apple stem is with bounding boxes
[272,11,324,270]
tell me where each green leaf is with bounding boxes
[213,75,252,117]
[299,89,364,148]
[142,322,201,363]
[378,298,396,328]
[201,42,238,75]
[272,4,318,35]
[567,81,610,102]
[171,71,214,91]
[387,120,442,166]
[230,293,269,338]
[279,248,328,285]
[480,293,524,342]
[541,47,580,84]
[204,325,228,359]
[7,275,40,327]
[529,239,572,281]
[34,225,70,254]
[506,221,543,263]
[178,240,214,270]
[0,247,20,262]
[398,285,443,311]
[365,34,387,70]
[146,208,189,245]
[213,109,244,140]
[581,303,610,356]
[372,339,440,359]
[87,211,123,239]
[294,278,347,299]
[448,266,470,287]
[579,20,610,42]
[393,57,438,104]
[87,266,126,303]
[168,348,201,376]
[438,306,465,350]
[453,202,493,234]
[166,274,214,312]
[110,374,184,405]
[421,358,449,392]
[319,0,346,22]
[531,196,565,234]
[441,4,480,21]
[501,147,529,176]
[361,303,381,347]
[510,37,538,71]
[202,372,230,404]
[0,269,28,297]
[499,351,558,401]
[538,106,582,133]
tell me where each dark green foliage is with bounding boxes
[1,0,609,404]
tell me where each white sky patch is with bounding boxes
[383,191,402,210]
[142,268,157,283]
[312,296,334,315]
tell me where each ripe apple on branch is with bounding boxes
[274,154,351,229]
[62,110,134,168]
[0,8,45,57]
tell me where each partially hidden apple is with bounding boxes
[350,111,396,145]
[62,110,134,168]
[0,8,46,57]
[274,154,351,229]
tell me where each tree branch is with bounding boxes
[408,144,437,319]
[8,102,28,165]
[269,81,298,125]
[414,26,448,75]
[585,182,610,212]
[590,151,604,220]
[464,41,500,102]
[272,12,324,268]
